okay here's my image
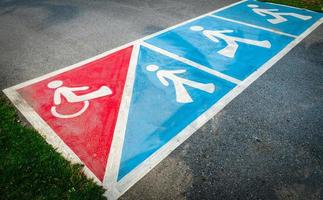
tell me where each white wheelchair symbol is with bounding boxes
[146,65,215,103]
[248,4,312,24]
[47,80,112,119]
[190,26,271,58]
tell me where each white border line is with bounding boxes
[110,18,323,199]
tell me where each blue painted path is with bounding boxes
[213,0,322,36]
[118,46,236,180]
[117,0,321,182]
[145,16,293,81]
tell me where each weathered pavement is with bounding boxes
[1,0,322,199]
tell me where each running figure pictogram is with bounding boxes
[190,26,271,58]
[47,80,112,118]
[146,65,215,103]
[248,4,312,24]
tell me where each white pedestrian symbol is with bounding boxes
[47,80,112,118]
[146,65,215,103]
[248,4,312,24]
[190,26,271,58]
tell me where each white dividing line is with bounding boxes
[141,42,241,85]
[209,15,298,38]
[111,18,322,199]
[102,44,140,200]
[2,88,102,185]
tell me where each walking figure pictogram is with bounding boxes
[190,26,271,58]
[146,65,215,103]
[248,4,312,24]
[48,80,112,118]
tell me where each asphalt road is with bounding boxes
[1,0,322,199]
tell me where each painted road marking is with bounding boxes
[15,46,133,182]
[3,0,322,199]
[189,25,272,58]
[117,45,236,181]
[145,16,294,80]
[213,0,322,36]
[146,64,216,103]
[141,42,241,84]
[209,15,298,38]
[48,80,113,118]
[247,4,312,24]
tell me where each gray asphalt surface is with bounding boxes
[1,0,322,199]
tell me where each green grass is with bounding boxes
[262,0,323,12]
[0,95,105,200]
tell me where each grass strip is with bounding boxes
[262,0,323,12]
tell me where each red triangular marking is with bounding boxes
[18,46,133,181]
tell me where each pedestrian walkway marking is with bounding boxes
[141,42,241,84]
[146,64,216,103]
[116,45,235,181]
[3,0,322,199]
[247,4,312,24]
[190,25,272,58]
[145,16,293,80]
[209,15,298,38]
[213,0,322,36]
